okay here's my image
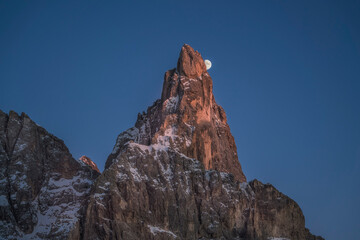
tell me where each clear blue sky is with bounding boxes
[1,1,359,239]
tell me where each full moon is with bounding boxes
[204,59,212,70]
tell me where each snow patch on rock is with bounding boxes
[148,225,177,238]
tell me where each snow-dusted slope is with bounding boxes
[0,110,99,239]
[83,139,322,240]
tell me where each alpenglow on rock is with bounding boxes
[80,155,101,173]
[106,44,246,182]
[83,44,323,240]
[0,44,324,240]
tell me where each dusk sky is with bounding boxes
[1,1,359,239]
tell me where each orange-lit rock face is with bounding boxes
[162,45,246,182]
[106,44,246,182]
[80,155,101,173]
[177,44,207,78]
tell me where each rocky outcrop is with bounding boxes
[80,156,101,173]
[0,110,100,239]
[106,44,246,182]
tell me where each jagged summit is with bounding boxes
[177,44,207,78]
[107,44,246,182]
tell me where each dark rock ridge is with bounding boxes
[0,44,324,240]
[80,155,101,173]
[0,110,100,239]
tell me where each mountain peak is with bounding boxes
[177,44,207,78]
[108,44,246,182]
[0,45,323,240]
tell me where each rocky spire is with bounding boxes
[176,44,207,78]
[107,44,246,182]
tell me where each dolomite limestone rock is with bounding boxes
[106,44,246,182]
[0,44,324,240]
[0,110,100,239]
[80,155,101,173]
[83,143,323,240]
[83,44,323,240]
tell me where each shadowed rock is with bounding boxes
[0,110,100,239]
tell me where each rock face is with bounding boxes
[80,156,101,173]
[0,111,100,239]
[0,44,324,240]
[106,44,246,182]
[82,45,323,240]
[83,143,323,240]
